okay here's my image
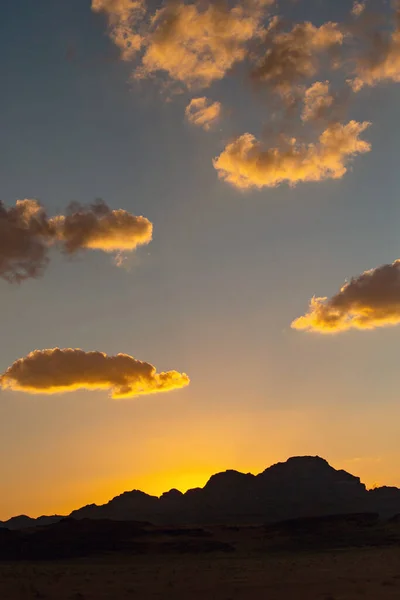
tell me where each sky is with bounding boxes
[1,0,400,520]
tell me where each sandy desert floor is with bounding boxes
[1,546,400,600]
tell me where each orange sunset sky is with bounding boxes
[1,0,400,520]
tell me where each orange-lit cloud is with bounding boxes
[89,2,399,189]
[50,200,153,253]
[251,21,344,97]
[0,348,190,399]
[350,8,400,90]
[91,0,146,60]
[292,260,400,333]
[301,81,334,122]
[185,97,221,130]
[135,0,272,89]
[0,199,55,283]
[213,120,371,189]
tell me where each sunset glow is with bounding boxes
[2,0,400,522]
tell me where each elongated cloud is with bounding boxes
[292,260,400,333]
[91,0,146,60]
[0,199,152,283]
[0,199,55,283]
[213,120,371,189]
[185,97,221,130]
[135,0,272,89]
[251,21,344,96]
[0,348,190,399]
[50,200,152,253]
[301,81,334,122]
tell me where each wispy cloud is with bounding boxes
[0,348,190,399]
[185,97,221,130]
[91,0,146,60]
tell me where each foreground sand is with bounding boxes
[1,546,400,599]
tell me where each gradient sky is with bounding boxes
[1,0,400,520]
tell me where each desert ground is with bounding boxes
[1,546,400,600]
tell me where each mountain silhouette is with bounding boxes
[1,456,399,530]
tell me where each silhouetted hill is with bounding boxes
[1,456,400,530]
[0,514,63,530]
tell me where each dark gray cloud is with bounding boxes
[0,199,153,283]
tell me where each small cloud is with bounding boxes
[0,348,190,399]
[301,81,334,122]
[213,120,371,189]
[292,259,400,333]
[352,1,366,17]
[113,250,142,271]
[185,97,221,130]
[50,199,153,254]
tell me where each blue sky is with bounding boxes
[1,0,400,519]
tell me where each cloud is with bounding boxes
[350,7,400,90]
[213,120,371,189]
[135,0,272,89]
[292,260,400,333]
[91,0,145,60]
[0,348,190,399]
[352,2,366,17]
[0,199,55,283]
[89,1,395,189]
[50,200,153,253]
[0,199,153,283]
[185,97,221,130]
[251,21,344,97]
[301,81,334,122]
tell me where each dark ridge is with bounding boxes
[1,456,399,530]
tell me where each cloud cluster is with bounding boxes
[185,97,221,130]
[90,0,400,192]
[0,348,190,399]
[135,0,272,89]
[0,199,152,283]
[251,21,344,97]
[91,0,145,60]
[292,260,400,333]
[213,120,371,189]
